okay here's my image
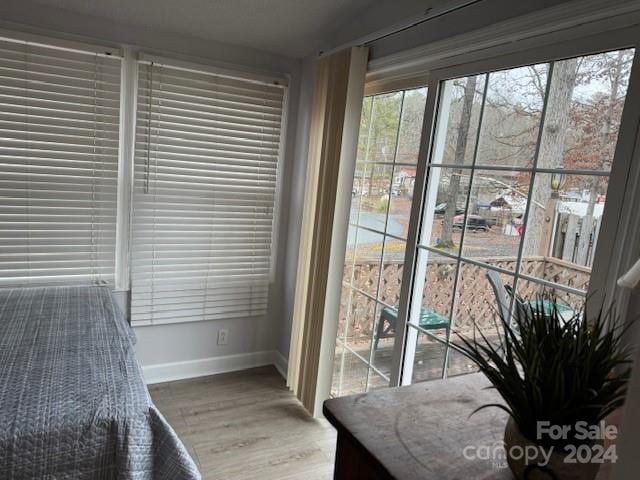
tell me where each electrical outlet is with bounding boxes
[217,329,228,345]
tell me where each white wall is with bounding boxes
[0,0,303,380]
[0,1,296,73]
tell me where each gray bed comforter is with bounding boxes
[0,286,201,480]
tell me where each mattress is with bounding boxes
[0,286,201,479]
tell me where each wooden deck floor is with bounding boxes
[149,366,336,480]
[332,338,480,397]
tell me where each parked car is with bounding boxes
[484,217,498,227]
[452,214,490,232]
[434,203,465,215]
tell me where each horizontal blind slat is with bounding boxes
[0,37,120,287]
[131,61,284,326]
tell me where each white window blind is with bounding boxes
[131,61,286,326]
[0,37,121,286]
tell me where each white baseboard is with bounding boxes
[142,350,275,384]
[273,350,288,380]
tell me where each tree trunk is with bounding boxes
[441,76,477,247]
[587,51,623,215]
[578,51,625,265]
[524,59,578,257]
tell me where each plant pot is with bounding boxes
[503,417,601,480]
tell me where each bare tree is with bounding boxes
[575,50,629,262]
[587,50,625,217]
[440,76,478,248]
[523,58,579,257]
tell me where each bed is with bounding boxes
[0,286,201,480]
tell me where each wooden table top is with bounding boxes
[323,373,513,479]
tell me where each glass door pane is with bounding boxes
[331,87,428,397]
[403,48,636,385]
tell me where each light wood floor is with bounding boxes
[149,366,337,480]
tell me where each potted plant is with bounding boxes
[455,295,632,480]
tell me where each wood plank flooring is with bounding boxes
[149,366,337,480]
[150,365,620,480]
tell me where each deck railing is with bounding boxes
[340,256,590,340]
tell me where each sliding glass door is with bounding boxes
[395,38,639,386]
[329,26,640,395]
[331,87,427,397]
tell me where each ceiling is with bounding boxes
[10,0,437,58]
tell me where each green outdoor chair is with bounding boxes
[374,306,450,350]
[485,270,575,324]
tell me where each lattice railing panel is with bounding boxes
[339,256,590,341]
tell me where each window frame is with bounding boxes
[126,54,290,326]
[333,87,429,396]
[114,51,290,292]
[389,24,640,386]
[0,28,292,322]
[0,32,124,287]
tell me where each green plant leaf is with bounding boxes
[450,291,634,447]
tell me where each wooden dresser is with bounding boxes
[324,373,619,479]
[323,373,512,479]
